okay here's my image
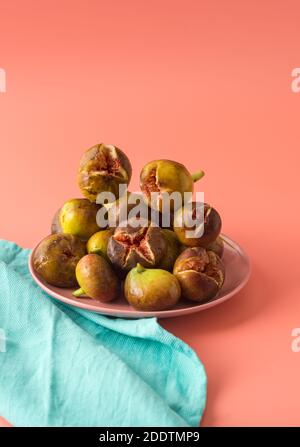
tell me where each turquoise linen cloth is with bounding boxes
[0,240,206,427]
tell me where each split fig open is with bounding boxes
[78,143,132,202]
[173,246,225,303]
[140,159,204,212]
[107,219,167,271]
[173,202,222,247]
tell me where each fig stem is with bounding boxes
[73,287,85,297]
[136,263,146,273]
[191,170,205,183]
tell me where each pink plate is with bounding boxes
[29,234,250,319]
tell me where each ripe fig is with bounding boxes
[157,229,180,271]
[107,219,167,272]
[53,198,102,241]
[86,228,115,260]
[125,263,181,311]
[173,202,222,247]
[73,254,119,302]
[173,247,225,303]
[78,143,132,202]
[33,234,86,287]
[140,159,204,212]
[206,236,224,258]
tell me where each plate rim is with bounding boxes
[28,234,251,319]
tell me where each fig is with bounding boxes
[86,228,115,260]
[51,208,62,234]
[33,234,86,287]
[173,247,225,303]
[140,159,204,212]
[73,254,119,302]
[78,143,132,202]
[206,236,224,258]
[173,202,222,247]
[107,219,167,272]
[158,229,180,271]
[125,263,181,311]
[53,198,102,241]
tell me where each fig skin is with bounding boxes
[51,208,62,234]
[173,202,222,248]
[107,220,167,272]
[33,233,86,288]
[74,254,119,302]
[173,247,225,303]
[140,159,204,212]
[158,229,180,271]
[125,263,181,311]
[205,236,224,258]
[54,198,102,241]
[87,228,115,261]
[179,236,224,258]
[78,143,132,202]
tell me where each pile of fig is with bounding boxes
[33,143,226,311]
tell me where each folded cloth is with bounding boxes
[0,240,206,427]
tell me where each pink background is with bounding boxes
[0,0,300,426]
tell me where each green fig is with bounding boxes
[73,254,119,302]
[140,159,204,212]
[173,202,221,248]
[173,247,225,303]
[124,263,181,311]
[86,229,115,260]
[78,143,132,202]
[33,234,86,287]
[56,198,102,241]
[158,229,180,271]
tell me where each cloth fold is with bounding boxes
[0,240,206,427]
